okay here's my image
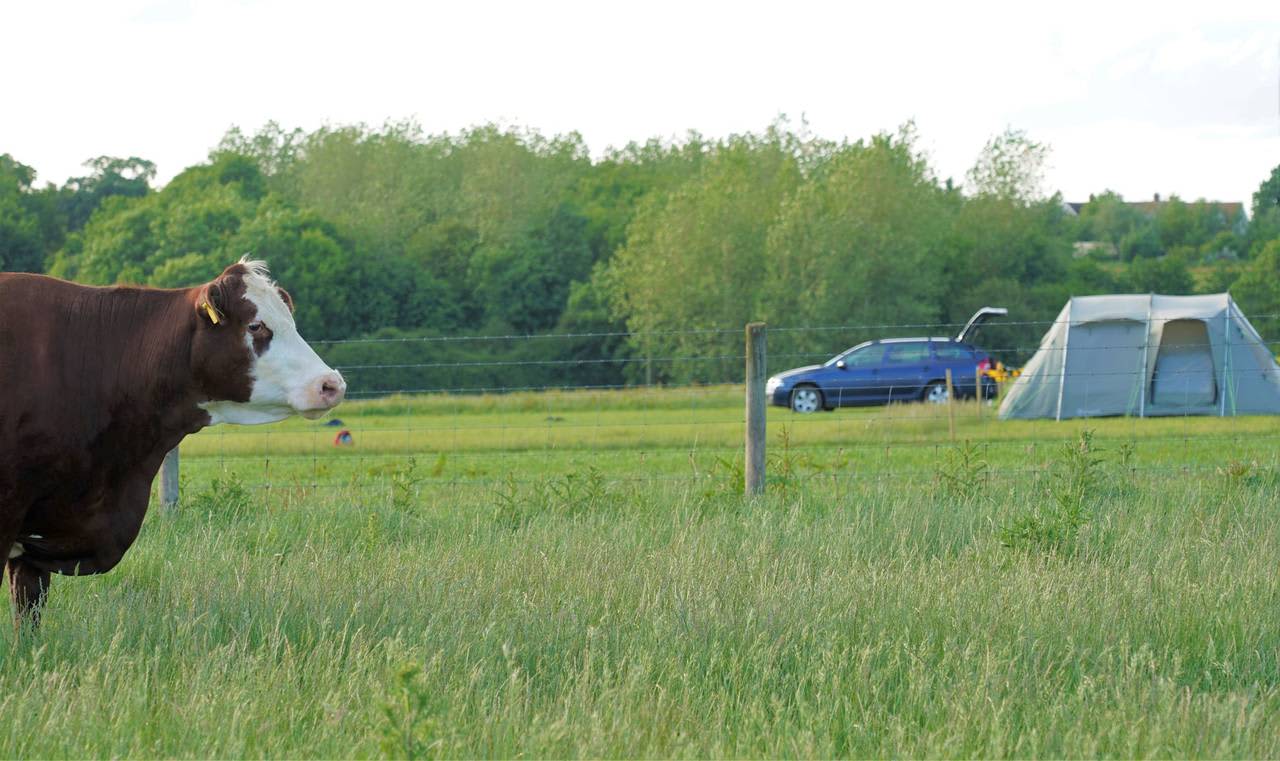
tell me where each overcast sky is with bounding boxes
[4,0,1278,206]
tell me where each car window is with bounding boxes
[884,342,931,364]
[843,344,886,367]
[933,343,975,360]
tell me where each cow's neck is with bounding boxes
[74,286,212,450]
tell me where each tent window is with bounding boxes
[1151,319,1216,407]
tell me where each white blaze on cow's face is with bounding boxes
[200,262,346,426]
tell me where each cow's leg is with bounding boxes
[7,557,50,629]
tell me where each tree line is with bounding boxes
[3,120,1280,392]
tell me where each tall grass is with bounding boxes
[7,387,1280,757]
[3,443,1280,756]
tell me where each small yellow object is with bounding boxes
[202,302,221,324]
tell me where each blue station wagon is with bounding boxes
[767,308,1005,413]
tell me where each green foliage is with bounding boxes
[52,155,259,285]
[468,203,592,333]
[608,125,807,382]
[965,127,1048,201]
[938,193,1074,361]
[1000,430,1103,554]
[0,154,62,272]
[0,189,47,272]
[1218,459,1267,490]
[184,473,256,517]
[1119,221,1161,260]
[935,440,989,502]
[1252,164,1280,219]
[379,662,440,759]
[58,156,155,232]
[1229,238,1280,338]
[1077,190,1143,246]
[491,465,616,528]
[764,127,947,360]
[389,457,423,514]
[1124,255,1193,294]
[10,126,1280,383]
[768,425,820,497]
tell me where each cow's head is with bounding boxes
[191,259,346,425]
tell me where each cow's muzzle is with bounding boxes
[300,371,347,419]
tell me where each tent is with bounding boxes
[998,294,1280,420]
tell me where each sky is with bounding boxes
[3,0,1278,206]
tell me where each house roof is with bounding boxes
[1065,195,1246,220]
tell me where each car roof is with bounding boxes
[877,337,959,344]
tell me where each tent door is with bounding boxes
[1151,319,1216,407]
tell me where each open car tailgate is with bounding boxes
[956,307,1008,343]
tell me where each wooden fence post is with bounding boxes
[161,447,180,509]
[745,322,767,496]
[945,369,956,442]
[976,365,983,419]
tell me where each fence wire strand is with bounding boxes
[168,317,1280,500]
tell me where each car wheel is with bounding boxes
[790,386,823,413]
[922,381,949,404]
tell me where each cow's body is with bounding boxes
[0,260,344,624]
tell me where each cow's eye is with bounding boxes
[248,321,264,333]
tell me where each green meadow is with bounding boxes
[3,387,1280,758]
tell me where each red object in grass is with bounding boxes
[334,429,354,447]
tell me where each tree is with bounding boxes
[1077,191,1143,246]
[212,121,306,178]
[1246,165,1280,258]
[53,155,258,285]
[0,156,45,272]
[1119,222,1161,260]
[468,203,593,333]
[1252,164,1280,219]
[607,127,807,382]
[763,128,949,359]
[1229,238,1280,338]
[1124,256,1192,294]
[966,127,1049,202]
[1154,196,1193,251]
[938,193,1074,362]
[567,136,709,266]
[59,156,155,231]
[0,154,63,272]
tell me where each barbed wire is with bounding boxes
[232,460,1275,493]
[170,315,1280,498]
[309,311,1280,347]
[184,429,1280,452]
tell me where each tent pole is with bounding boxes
[1056,300,1071,422]
[1139,294,1151,418]
[1221,297,1231,416]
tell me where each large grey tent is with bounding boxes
[999,294,1280,420]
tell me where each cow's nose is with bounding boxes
[317,372,346,407]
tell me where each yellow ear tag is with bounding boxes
[202,302,221,325]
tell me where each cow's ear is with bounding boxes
[277,286,295,314]
[197,278,231,326]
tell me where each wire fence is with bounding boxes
[163,312,1280,503]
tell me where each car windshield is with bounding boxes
[826,342,882,368]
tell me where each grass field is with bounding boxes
[3,387,1280,757]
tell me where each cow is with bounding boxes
[0,258,345,626]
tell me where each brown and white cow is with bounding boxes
[0,259,344,625]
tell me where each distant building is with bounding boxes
[1072,241,1119,259]
[1063,193,1248,235]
